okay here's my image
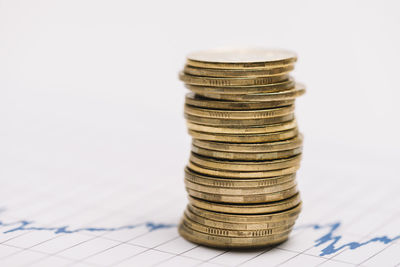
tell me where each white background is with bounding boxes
[1,0,400,183]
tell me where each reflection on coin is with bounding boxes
[182,213,295,237]
[184,207,298,230]
[188,128,298,143]
[179,222,290,248]
[186,48,297,69]
[188,193,301,214]
[198,83,305,102]
[185,78,295,95]
[187,120,297,134]
[184,167,296,188]
[191,145,302,161]
[188,161,300,178]
[184,105,295,119]
[180,72,290,87]
[184,64,294,78]
[186,186,298,204]
[185,178,297,195]
[185,113,295,126]
[188,203,302,224]
[192,135,303,153]
[190,153,302,172]
[185,93,295,110]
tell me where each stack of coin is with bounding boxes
[178,48,305,248]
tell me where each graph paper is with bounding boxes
[0,143,399,267]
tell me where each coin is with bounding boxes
[179,47,305,248]
[184,105,295,119]
[185,178,296,195]
[186,84,295,95]
[184,167,296,188]
[184,207,298,230]
[179,222,290,248]
[187,120,297,135]
[188,193,301,214]
[186,48,297,69]
[188,128,298,143]
[185,113,295,126]
[192,135,303,153]
[192,145,302,161]
[199,83,306,102]
[182,214,294,237]
[188,203,302,224]
[190,153,302,172]
[185,93,295,110]
[186,186,298,203]
[184,64,295,78]
[186,78,295,94]
[188,161,300,178]
[180,72,290,87]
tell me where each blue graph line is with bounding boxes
[0,208,398,256]
[295,222,400,256]
[0,207,174,234]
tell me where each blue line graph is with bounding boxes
[295,223,400,256]
[0,209,398,256]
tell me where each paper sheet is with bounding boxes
[1,145,399,266]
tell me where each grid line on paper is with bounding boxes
[236,247,273,266]
[108,235,184,266]
[357,212,400,266]
[0,243,86,267]
[151,243,200,267]
[357,242,395,266]
[0,164,399,266]
[315,188,400,266]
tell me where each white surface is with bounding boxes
[1,0,400,266]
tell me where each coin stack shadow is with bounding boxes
[178,48,305,248]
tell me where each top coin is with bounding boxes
[187,48,297,69]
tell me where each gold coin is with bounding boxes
[192,145,302,161]
[188,193,301,214]
[184,105,295,119]
[199,83,305,102]
[188,161,300,178]
[185,113,295,126]
[185,93,294,110]
[188,128,298,143]
[190,153,302,172]
[186,78,295,95]
[188,203,302,224]
[186,48,297,69]
[184,64,295,78]
[179,222,290,248]
[182,214,294,238]
[192,135,303,153]
[185,179,296,196]
[186,186,298,203]
[186,84,295,95]
[187,120,297,134]
[184,167,296,188]
[184,207,298,230]
[180,72,290,87]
